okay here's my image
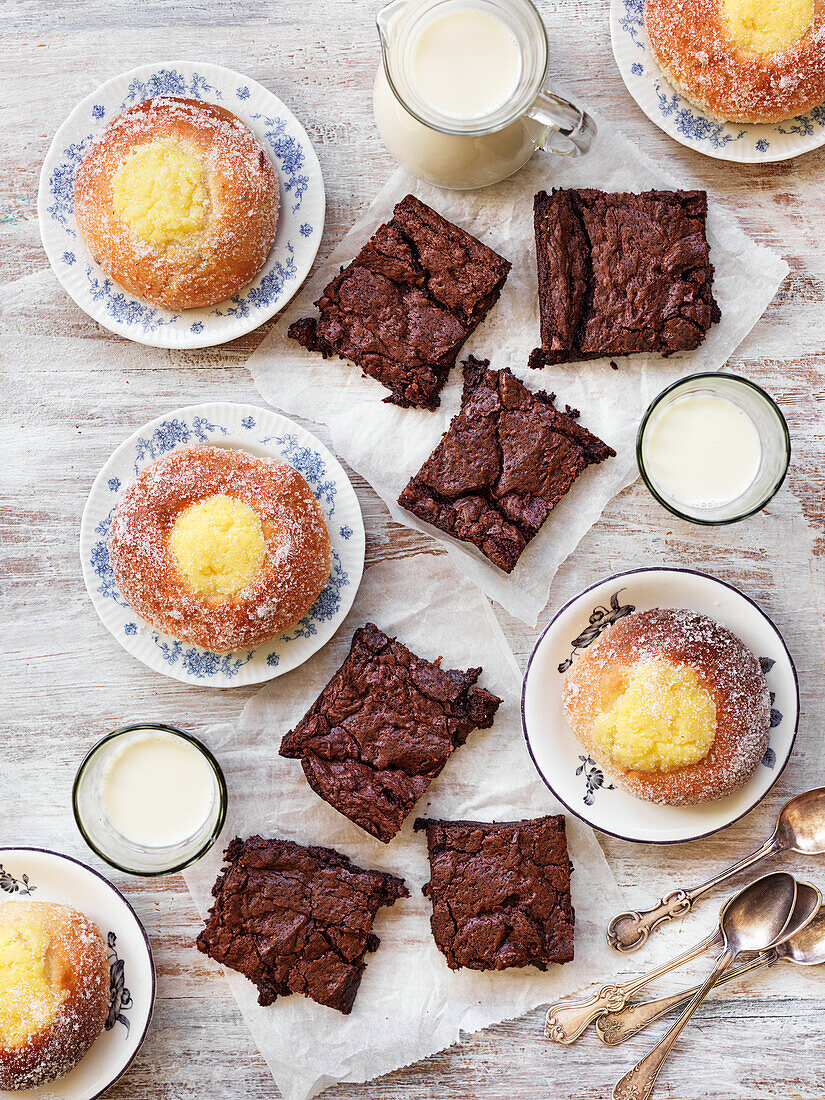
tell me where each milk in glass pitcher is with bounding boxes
[374,0,596,190]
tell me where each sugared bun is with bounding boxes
[0,901,110,1091]
[109,446,332,653]
[562,608,770,806]
[645,0,825,123]
[74,97,279,309]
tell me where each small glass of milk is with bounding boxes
[73,725,227,875]
[374,0,596,190]
[638,373,790,525]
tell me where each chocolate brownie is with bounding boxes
[415,815,574,971]
[196,835,408,1014]
[529,188,720,368]
[280,622,501,843]
[288,194,511,409]
[398,356,615,574]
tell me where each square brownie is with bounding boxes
[414,815,574,971]
[280,622,501,843]
[529,188,720,369]
[398,356,615,574]
[288,194,511,409]
[196,835,408,1014]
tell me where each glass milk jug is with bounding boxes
[374,0,596,190]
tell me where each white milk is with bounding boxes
[408,8,522,118]
[101,729,217,848]
[642,393,762,509]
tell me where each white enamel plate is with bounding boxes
[38,60,324,347]
[79,402,365,688]
[610,0,825,162]
[0,848,154,1100]
[522,567,799,844]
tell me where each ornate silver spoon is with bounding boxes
[612,871,799,1100]
[597,884,823,1045]
[607,786,825,952]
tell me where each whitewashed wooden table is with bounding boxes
[3,1,825,1096]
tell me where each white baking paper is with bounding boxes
[246,116,789,626]
[184,553,626,1100]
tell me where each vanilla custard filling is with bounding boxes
[169,494,266,598]
[592,658,717,772]
[112,138,209,247]
[0,925,64,1048]
[721,0,813,54]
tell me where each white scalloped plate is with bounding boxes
[38,60,324,347]
[610,0,825,162]
[0,848,154,1100]
[522,568,799,844]
[79,402,365,688]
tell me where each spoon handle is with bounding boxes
[612,947,735,1100]
[596,951,775,1045]
[607,836,782,952]
[544,930,720,1044]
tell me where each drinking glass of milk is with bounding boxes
[374,0,595,189]
[638,373,790,525]
[73,724,227,875]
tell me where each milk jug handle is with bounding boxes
[527,86,596,157]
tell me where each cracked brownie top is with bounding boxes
[529,188,720,368]
[415,815,575,971]
[398,356,615,574]
[196,835,408,1014]
[280,622,501,843]
[288,194,511,409]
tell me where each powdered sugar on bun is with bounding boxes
[562,608,771,806]
[645,0,825,124]
[109,446,332,653]
[0,901,110,1090]
[74,97,279,309]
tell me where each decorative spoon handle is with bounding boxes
[545,930,720,1044]
[607,836,782,952]
[595,951,775,1045]
[612,948,735,1100]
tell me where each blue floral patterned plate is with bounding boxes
[610,0,825,162]
[79,402,365,688]
[0,847,154,1100]
[522,567,799,844]
[38,61,324,347]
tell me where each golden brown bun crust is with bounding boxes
[109,445,332,653]
[74,96,279,308]
[562,608,770,806]
[0,901,109,1091]
[645,0,825,123]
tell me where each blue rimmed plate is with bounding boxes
[610,0,825,162]
[79,402,365,688]
[0,847,154,1100]
[38,60,324,347]
[522,567,799,844]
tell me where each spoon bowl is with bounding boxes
[719,870,798,955]
[775,786,825,854]
[779,904,825,965]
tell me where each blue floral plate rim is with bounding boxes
[0,846,155,1100]
[610,0,825,163]
[38,60,325,348]
[522,566,799,844]
[79,402,365,689]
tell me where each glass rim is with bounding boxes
[72,723,228,878]
[636,372,791,527]
[377,0,549,137]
